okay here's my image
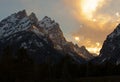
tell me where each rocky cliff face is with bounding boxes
[96,24,120,65]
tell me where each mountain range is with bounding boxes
[0,10,95,64]
[0,10,120,81]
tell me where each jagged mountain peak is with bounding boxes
[0,10,31,38]
[16,9,27,19]
[29,12,38,24]
[43,16,52,21]
[0,10,94,64]
[1,10,27,22]
[39,16,58,29]
[38,16,66,48]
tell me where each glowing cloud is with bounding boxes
[64,0,120,54]
[75,36,80,42]
[80,0,105,20]
[19,0,120,55]
[75,0,113,30]
[86,42,102,55]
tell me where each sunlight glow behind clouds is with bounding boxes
[20,0,120,54]
[64,0,120,54]
[1,0,120,54]
[80,0,105,20]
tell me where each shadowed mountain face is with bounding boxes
[94,24,120,65]
[0,10,94,64]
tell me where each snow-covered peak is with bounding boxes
[16,10,27,19]
[39,16,58,30]
[38,16,69,51]
[0,10,93,62]
[0,10,31,38]
[0,10,27,28]
[29,12,38,24]
[0,10,27,23]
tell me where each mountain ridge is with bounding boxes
[1,10,120,81]
[0,10,94,64]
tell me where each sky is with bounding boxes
[0,0,120,54]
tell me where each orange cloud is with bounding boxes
[64,0,119,54]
